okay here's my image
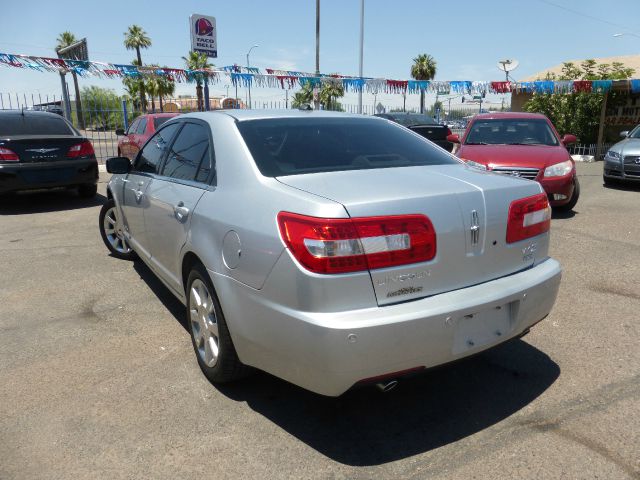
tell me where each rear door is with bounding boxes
[144,121,212,292]
[120,118,139,159]
[119,122,181,259]
[131,116,148,160]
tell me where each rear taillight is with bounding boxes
[0,147,19,162]
[277,212,436,274]
[506,193,551,243]
[66,141,95,158]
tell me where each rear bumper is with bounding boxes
[0,159,98,194]
[212,257,562,396]
[539,174,575,206]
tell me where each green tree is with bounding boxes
[319,78,345,111]
[154,68,175,112]
[410,54,437,114]
[182,51,213,111]
[291,83,313,108]
[124,25,152,111]
[80,86,124,130]
[291,80,345,110]
[55,31,84,129]
[525,59,635,143]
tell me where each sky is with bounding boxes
[1,0,640,110]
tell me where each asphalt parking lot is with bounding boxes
[1,162,638,479]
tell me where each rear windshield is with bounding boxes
[154,116,172,129]
[465,118,558,146]
[387,114,438,127]
[236,117,458,177]
[0,114,76,136]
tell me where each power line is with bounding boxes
[534,0,640,35]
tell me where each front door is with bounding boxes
[144,121,213,292]
[119,122,181,259]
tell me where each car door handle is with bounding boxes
[173,202,190,222]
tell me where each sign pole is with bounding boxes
[357,0,364,114]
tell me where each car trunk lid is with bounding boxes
[408,124,449,142]
[0,136,89,163]
[277,164,547,306]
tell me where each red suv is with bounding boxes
[448,112,579,211]
[116,113,179,160]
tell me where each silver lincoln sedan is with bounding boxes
[99,110,562,396]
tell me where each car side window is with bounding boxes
[127,119,139,135]
[136,117,148,135]
[133,123,181,174]
[161,123,211,182]
[195,145,212,183]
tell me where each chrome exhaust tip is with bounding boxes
[376,380,399,393]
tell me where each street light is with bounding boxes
[246,44,259,109]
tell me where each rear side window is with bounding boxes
[136,117,148,135]
[154,117,172,130]
[134,123,180,174]
[127,119,140,135]
[0,114,75,136]
[161,123,210,182]
[236,117,458,177]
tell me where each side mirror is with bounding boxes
[447,133,461,144]
[106,156,131,174]
[620,130,629,138]
[115,128,126,136]
[561,134,577,146]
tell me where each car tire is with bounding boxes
[556,177,580,212]
[78,184,98,198]
[603,176,618,187]
[186,264,249,384]
[99,198,136,260]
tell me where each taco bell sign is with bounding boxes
[190,14,217,58]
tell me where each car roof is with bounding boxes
[472,112,549,121]
[0,109,65,119]
[141,112,180,118]
[181,109,370,122]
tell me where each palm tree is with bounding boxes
[124,25,152,111]
[155,69,175,112]
[410,54,437,114]
[145,76,159,113]
[320,78,345,111]
[182,51,213,111]
[291,83,313,109]
[55,31,84,128]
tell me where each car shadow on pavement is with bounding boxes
[132,260,188,332]
[0,189,106,215]
[552,209,576,220]
[128,254,560,466]
[603,181,640,192]
[215,339,559,466]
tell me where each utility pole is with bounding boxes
[285,89,289,109]
[357,0,364,114]
[58,73,72,120]
[246,45,259,109]
[314,0,320,110]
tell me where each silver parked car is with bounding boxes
[99,110,562,396]
[604,125,640,185]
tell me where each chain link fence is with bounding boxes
[1,90,508,161]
